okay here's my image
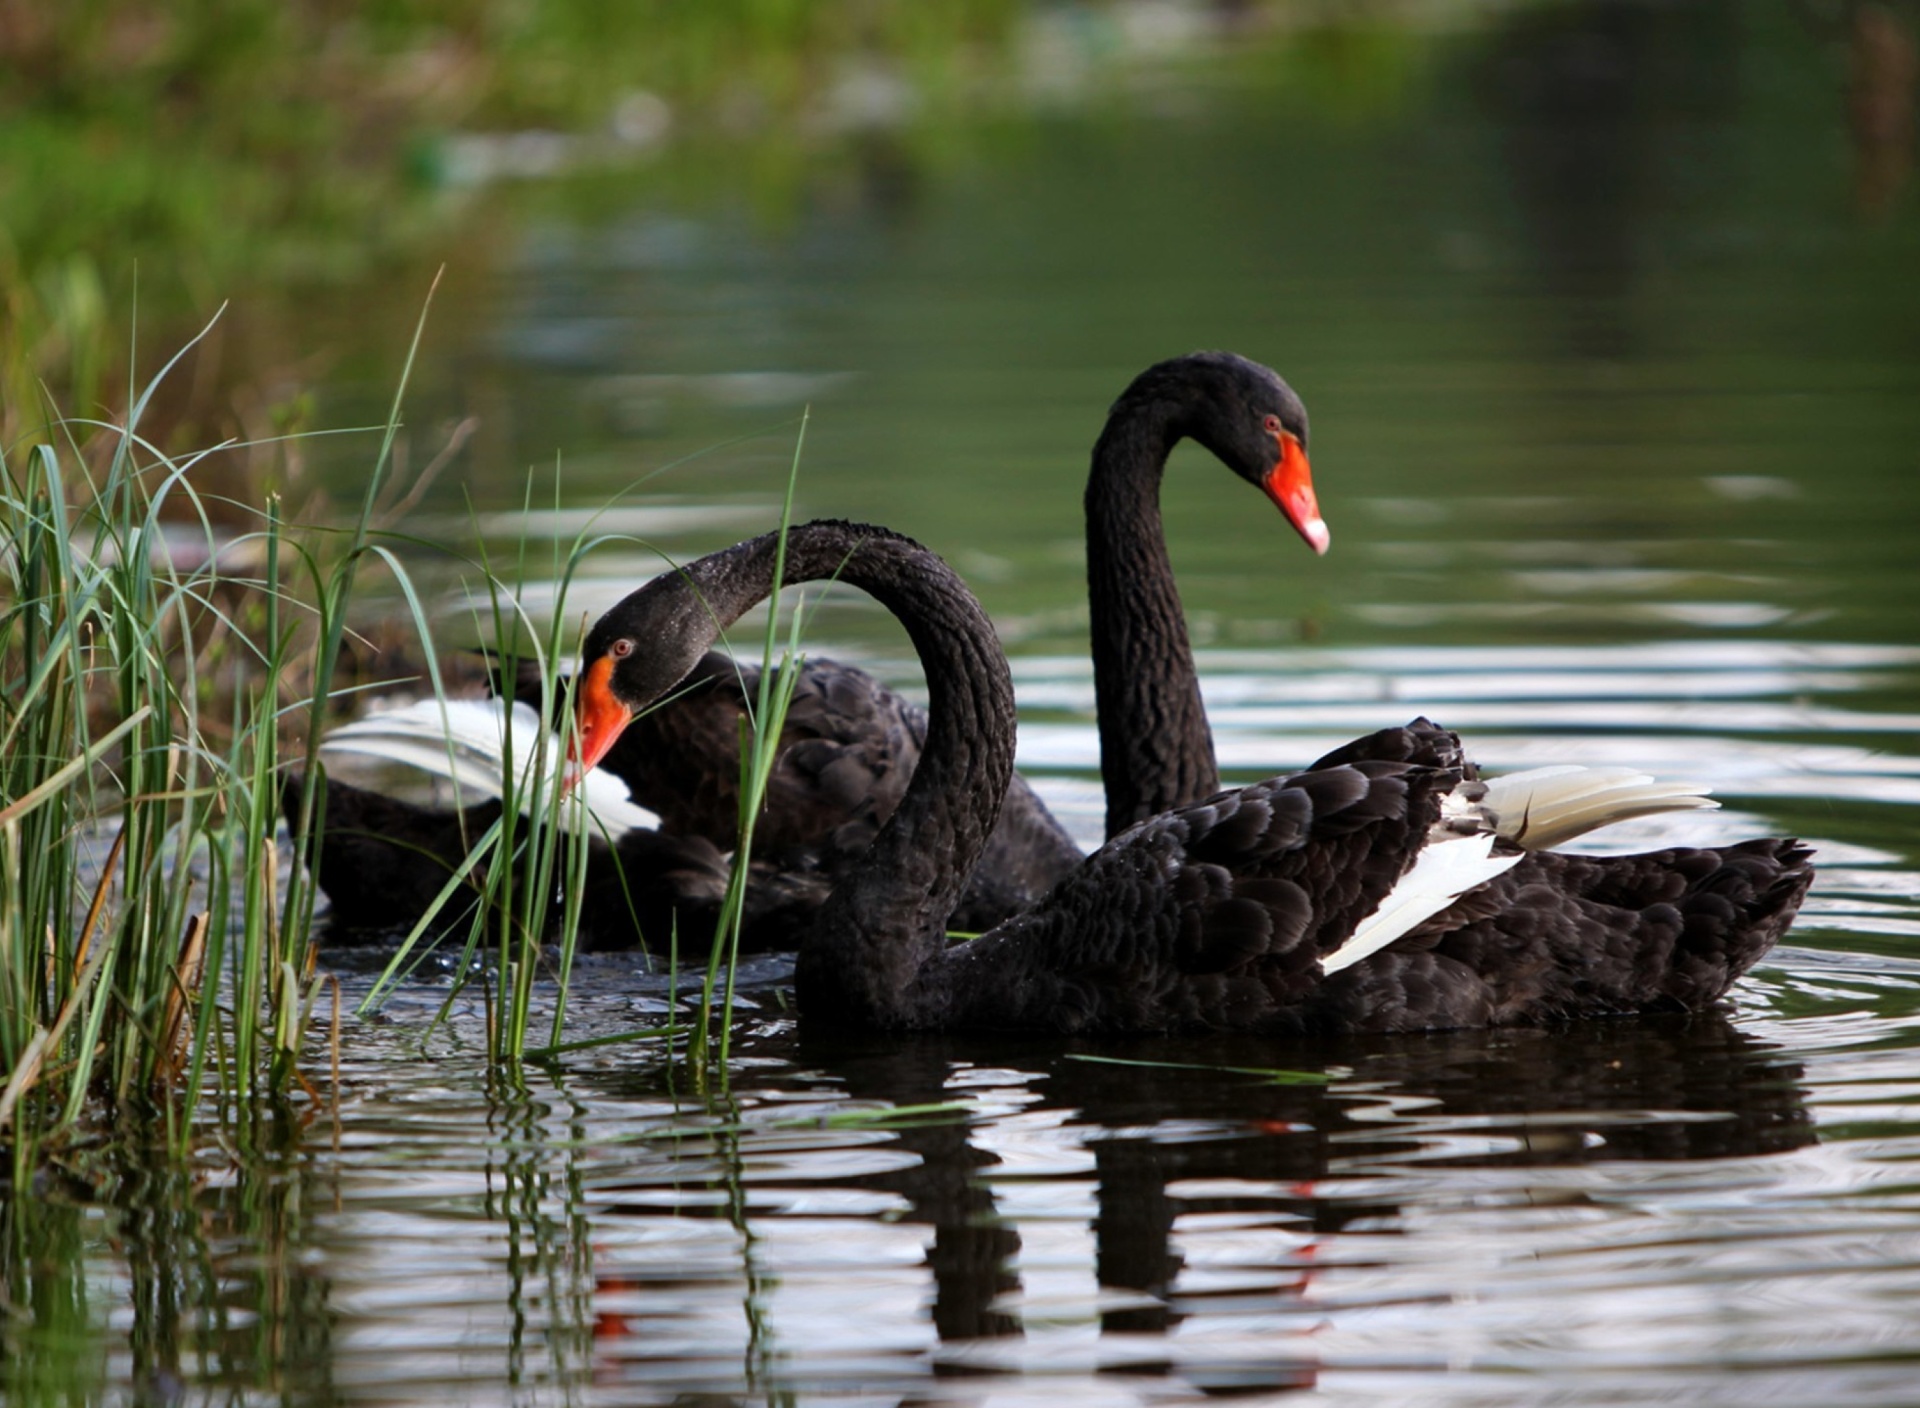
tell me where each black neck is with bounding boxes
[1085,397,1217,839]
[634,521,1017,1026]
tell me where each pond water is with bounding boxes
[11,2,1920,1403]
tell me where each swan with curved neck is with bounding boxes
[575,519,1813,1034]
[1083,351,1325,836]
[573,352,1330,844]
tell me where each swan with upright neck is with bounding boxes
[567,351,1328,844]
[1082,351,1325,835]
[573,519,1814,1034]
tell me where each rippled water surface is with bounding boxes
[12,3,1920,1404]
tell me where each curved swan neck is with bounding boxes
[628,521,1017,1027]
[1085,390,1217,840]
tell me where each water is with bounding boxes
[11,2,1920,1403]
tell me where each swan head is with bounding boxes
[1124,351,1330,556]
[571,568,723,782]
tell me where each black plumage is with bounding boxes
[580,519,1813,1036]
[509,651,1079,935]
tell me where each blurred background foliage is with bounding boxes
[0,0,1069,455]
[0,0,1496,462]
[0,0,1910,584]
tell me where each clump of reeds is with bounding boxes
[1,287,818,1165]
[363,416,819,1074]
[351,471,615,1065]
[0,295,438,1156]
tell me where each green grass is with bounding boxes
[693,409,812,1070]
[1,283,822,1177]
[348,480,620,1066]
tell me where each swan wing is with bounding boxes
[1318,833,1524,974]
[1310,725,1715,852]
[320,699,659,836]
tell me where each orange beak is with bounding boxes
[568,654,633,787]
[1261,430,1330,555]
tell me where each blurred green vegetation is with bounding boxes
[0,0,1036,453]
[0,0,1455,471]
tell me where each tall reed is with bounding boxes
[693,411,811,1069]
[351,417,820,1073]
[0,292,431,1154]
[347,476,624,1065]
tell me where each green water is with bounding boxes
[318,4,1917,657]
[8,3,1920,1403]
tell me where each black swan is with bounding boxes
[301,351,1331,941]
[288,702,831,950]
[569,350,1326,842]
[573,518,1814,1034]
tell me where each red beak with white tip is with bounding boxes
[1261,429,1330,556]
[568,654,633,790]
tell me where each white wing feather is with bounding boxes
[320,699,658,837]
[1320,833,1524,975]
[1481,765,1716,851]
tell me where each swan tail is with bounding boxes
[320,699,658,837]
[1475,765,1717,851]
[1319,834,1525,975]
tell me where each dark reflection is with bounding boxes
[485,1076,596,1396]
[788,1011,1811,1392]
[1477,0,1739,358]
[1,1105,343,1406]
[809,1039,1025,1349]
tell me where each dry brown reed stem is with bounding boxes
[159,912,210,1086]
[69,823,128,983]
[329,975,343,1157]
[374,415,478,529]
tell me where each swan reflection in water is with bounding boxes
[573,1012,1813,1394]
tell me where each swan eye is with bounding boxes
[1263,414,1283,437]
[610,638,635,659]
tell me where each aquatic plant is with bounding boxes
[0,293,436,1153]
[356,415,820,1072]
[693,411,812,1069]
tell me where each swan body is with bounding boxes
[285,767,831,951]
[576,519,1814,1036]
[296,663,1078,942]
[512,651,1083,932]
